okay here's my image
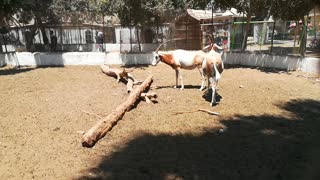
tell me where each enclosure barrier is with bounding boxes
[0,52,319,74]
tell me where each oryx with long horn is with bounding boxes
[202,34,224,105]
[151,40,207,90]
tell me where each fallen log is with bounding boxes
[82,75,153,148]
[126,77,134,93]
[140,92,158,103]
[100,64,133,83]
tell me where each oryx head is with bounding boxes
[151,39,173,66]
[152,51,161,66]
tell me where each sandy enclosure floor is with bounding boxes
[0,64,320,180]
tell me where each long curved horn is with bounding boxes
[155,39,175,52]
[205,34,213,44]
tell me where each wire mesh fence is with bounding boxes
[1,11,319,56]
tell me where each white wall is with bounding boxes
[224,52,302,71]
[1,51,319,74]
[1,52,152,66]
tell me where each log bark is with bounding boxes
[100,65,133,83]
[82,75,153,148]
[126,77,134,93]
[140,92,157,103]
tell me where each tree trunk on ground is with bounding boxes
[241,13,252,51]
[82,75,153,148]
[126,77,134,93]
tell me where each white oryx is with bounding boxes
[202,35,224,105]
[151,38,224,106]
[151,42,207,90]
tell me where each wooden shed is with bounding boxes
[172,8,243,50]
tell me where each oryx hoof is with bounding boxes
[210,101,217,106]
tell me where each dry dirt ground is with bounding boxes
[0,64,320,180]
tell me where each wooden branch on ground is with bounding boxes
[140,92,158,103]
[81,110,102,119]
[100,65,133,83]
[82,75,154,148]
[172,108,219,116]
[126,77,134,93]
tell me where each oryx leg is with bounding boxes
[210,63,221,106]
[209,77,217,106]
[178,68,184,90]
[174,69,179,89]
[198,67,206,91]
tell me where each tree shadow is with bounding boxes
[121,64,151,70]
[0,67,35,76]
[225,64,290,74]
[0,66,63,76]
[76,99,320,180]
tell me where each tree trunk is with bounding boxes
[40,26,49,45]
[241,13,252,51]
[294,21,299,47]
[2,34,7,52]
[270,21,276,53]
[82,75,153,148]
[260,9,271,45]
[136,27,141,52]
[300,16,308,57]
[0,35,2,53]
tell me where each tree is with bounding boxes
[114,0,210,51]
[13,0,59,48]
[271,0,319,56]
[214,0,272,51]
[0,0,23,52]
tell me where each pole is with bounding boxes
[270,21,276,53]
[2,34,7,52]
[314,7,317,40]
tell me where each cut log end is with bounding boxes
[81,139,96,148]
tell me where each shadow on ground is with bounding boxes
[0,66,64,76]
[77,99,320,180]
[0,67,35,75]
[224,64,291,74]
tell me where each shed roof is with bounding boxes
[186,8,244,21]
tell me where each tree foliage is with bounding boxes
[1,0,320,52]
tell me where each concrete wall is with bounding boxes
[223,52,302,71]
[0,52,153,67]
[1,51,319,74]
[223,52,319,74]
[299,57,320,74]
[2,43,159,53]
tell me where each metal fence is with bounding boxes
[229,19,319,56]
[1,15,319,56]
